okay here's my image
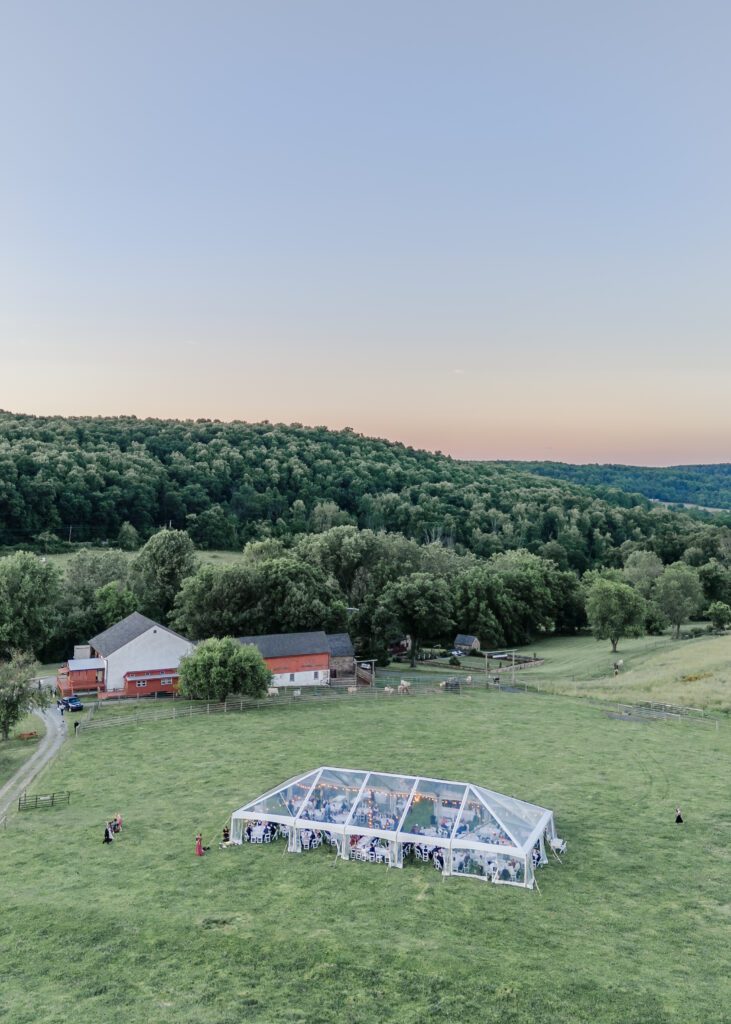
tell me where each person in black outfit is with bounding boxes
[675,807,684,824]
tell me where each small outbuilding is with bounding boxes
[454,634,480,652]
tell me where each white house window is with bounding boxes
[313,671,319,679]
[289,673,295,682]
[160,678,173,686]
[136,681,148,688]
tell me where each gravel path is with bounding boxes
[0,705,66,820]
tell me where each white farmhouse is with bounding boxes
[84,612,193,698]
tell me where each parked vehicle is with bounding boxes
[61,696,84,712]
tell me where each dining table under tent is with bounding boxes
[230,767,564,888]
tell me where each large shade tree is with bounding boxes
[0,553,61,658]
[585,578,646,652]
[374,572,454,667]
[177,637,271,701]
[652,562,704,638]
[170,564,259,639]
[0,651,48,742]
[60,548,131,646]
[242,558,347,635]
[131,529,198,622]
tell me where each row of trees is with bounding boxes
[2,521,730,738]
[3,413,731,575]
[583,554,730,651]
[0,531,198,662]
[513,461,731,512]
[3,524,730,668]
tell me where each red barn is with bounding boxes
[237,631,355,688]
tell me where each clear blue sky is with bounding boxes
[1,1,730,463]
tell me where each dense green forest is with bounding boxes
[1,410,727,571]
[503,461,731,512]
[2,412,731,665]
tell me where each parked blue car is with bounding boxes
[61,696,84,712]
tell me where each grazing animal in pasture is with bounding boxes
[465,675,472,685]
[347,686,358,694]
[383,686,395,695]
[292,688,301,698]
[439,681,447,689]
[398,681,411,694]
[267,687,279,697]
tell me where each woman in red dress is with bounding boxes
[195,832,205,856]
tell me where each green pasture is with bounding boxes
[1,693,729,1024]
[0,714,46,792]
[391,631,731,714]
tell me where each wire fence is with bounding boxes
[80,684,444,731]
[76,679,724,733]
[610,703,719,728]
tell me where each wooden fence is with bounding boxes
[18,791,71,811]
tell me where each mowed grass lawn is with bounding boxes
[1,694,729,1024]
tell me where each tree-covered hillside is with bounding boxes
[0,411,728,573]
[503,461,731,511]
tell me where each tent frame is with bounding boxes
[231,767,561,889]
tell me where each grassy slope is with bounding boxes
[0,695,729,1024]
[0,713,46,791]
[387,631,731,714]
[514,632,731,712]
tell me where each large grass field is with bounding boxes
[1,692,729,1024]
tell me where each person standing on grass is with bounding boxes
[675,807,684,824]
[195,832,205,856]
[103,822,114,844]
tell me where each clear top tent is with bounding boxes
[230,767,562,888]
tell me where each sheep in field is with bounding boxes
[293,689,301,698]
[383,686,395,695]
[268,687,279,697]
[398,681,411,694]
[439,681,447,689]
[347,686,358,694]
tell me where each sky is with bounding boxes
[1,1,730,465]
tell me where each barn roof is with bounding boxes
[327,633,354,658]
[455,634,479,647]
[89,612,188,656]
[238,631,331,659]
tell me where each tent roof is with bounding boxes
[232,766,553,855]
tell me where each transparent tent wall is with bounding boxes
[494,853,528,886]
